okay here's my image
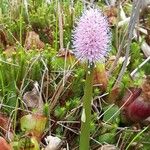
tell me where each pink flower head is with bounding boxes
[72,8,111,63]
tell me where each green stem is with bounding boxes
[80,63,94,150]
[19,2,23,46]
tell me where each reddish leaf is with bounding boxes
[121,88,142,107]
[0,114,13,139]
[121,76,150,123]
[0,137,12,150]
[93,64,108,92]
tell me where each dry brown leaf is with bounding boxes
[4,46,16,57]
[57,49,74,58]
[0,114,13,140]
[0,30,7,49]
[45,136,62,150]
[43,27,53,45]
[98,144,118,150]
[141,75,150,101]
[24,31,45,50]
[104,6,118,25]
[23,82,44,113]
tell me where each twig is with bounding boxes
[58,1,64,51]
[65,93,108,119]
[114,0,142,87]
[103,89,135,124]
[108,2,128,77]
[41,58,49,100]
[23,0,29,22]
[63,42,70,86]
[0,58,19,67]
[50,71,72,110]
[20,54,41,95]
[50,54,82,110]
[110,0,116,6]
[105,0,110,5]
[50,119,102,146]
[130,56,150,77]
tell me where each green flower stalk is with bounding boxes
[72,8,111,150]
[80,63,94,150]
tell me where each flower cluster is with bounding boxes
[72,8,111,63]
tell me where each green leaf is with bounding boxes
[11,137,40,150]
[103,105,120,124]
[20,114,47,138]
[99,133,115,144]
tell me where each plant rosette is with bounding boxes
[20,114,47,140]
[121,76,150,123]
